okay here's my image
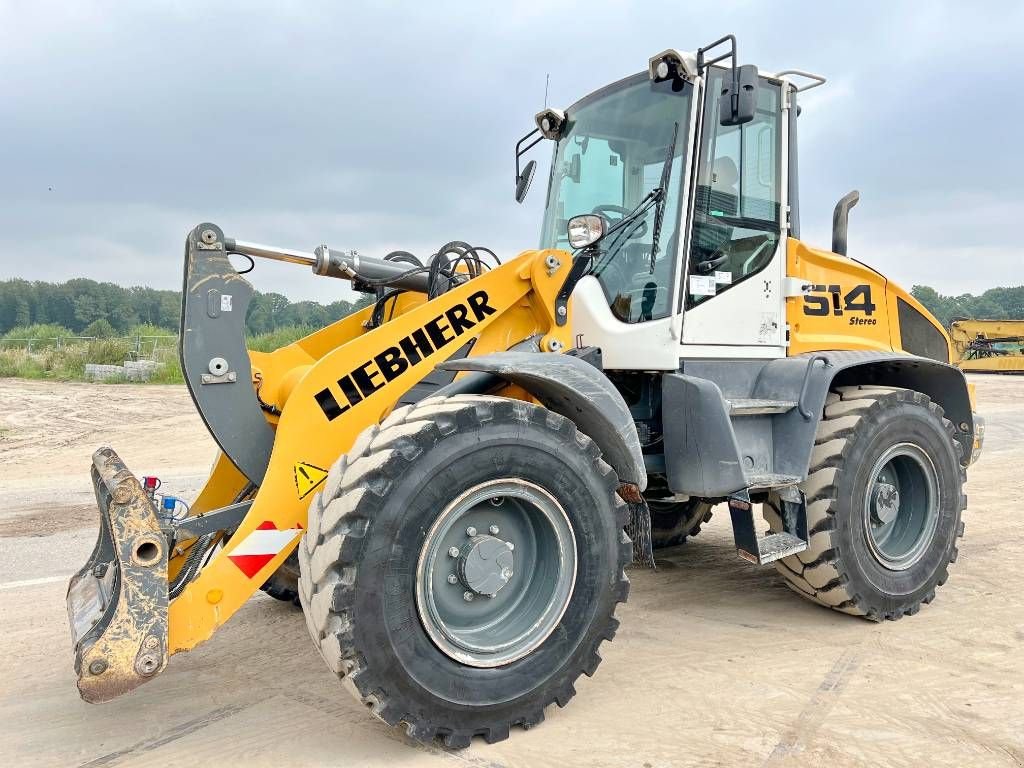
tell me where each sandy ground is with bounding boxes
[0,376,1021,768]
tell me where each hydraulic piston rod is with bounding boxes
[224,238,317,268]
[224,238,437,293]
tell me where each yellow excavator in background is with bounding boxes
[950,318,1024,373]
[68,35,984,748]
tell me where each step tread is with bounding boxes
[744,473,801,490]
[727,398,798,415]
[738,532,807,565]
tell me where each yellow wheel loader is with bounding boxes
[68,35,984,747]
[950,318,1024,373]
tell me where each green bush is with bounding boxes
[83,319,117,338]
[1,323,75,349]
[246,325,314,352]
[128,322,177,338]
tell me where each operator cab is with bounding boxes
[519,37,823,369]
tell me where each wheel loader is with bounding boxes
[950,318,1024,373]
[67,35,984,747]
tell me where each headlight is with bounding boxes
[567,215,605,249]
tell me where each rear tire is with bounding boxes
[648,499,713,549]
[769,386,966,620]
[259,551,300,606]
[298,395,631,747]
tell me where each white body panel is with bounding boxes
[571,276,680,370]
[680,237,786,354]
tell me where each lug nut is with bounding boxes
[489,525,500,535]
[463,591,474,602]
[466,526,477,537]
[447,574,458,584]
[506,541,515,551]
[501,567,513,580]
[88,660,108,676]
[448,546,460,558]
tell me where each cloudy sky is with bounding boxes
[2,1,1021,304]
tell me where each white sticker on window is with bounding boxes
[689,275,716,297]
[714,270,732,285]
[220,294,233,312]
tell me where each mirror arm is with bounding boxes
[515,128,543,182]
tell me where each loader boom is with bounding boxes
[68,222,578,699]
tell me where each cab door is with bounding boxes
[680,72,788,357]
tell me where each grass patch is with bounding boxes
[0,340,181,383]
[246,326,314,352]
[0,325,314,384]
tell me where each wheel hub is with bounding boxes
[871,482,900,525]
[863,443,939,571]
[416,478,577,668]
[457,534,514,597]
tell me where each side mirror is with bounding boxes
[515,159,537,204]
[720,64,758,126]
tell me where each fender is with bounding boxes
[437,350,647,491]
[752,350,975,478]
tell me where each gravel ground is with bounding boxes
[0,375,1020,767]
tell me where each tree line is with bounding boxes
[0,278,373,338]
[2,276,1021,341]
[910,285,1024,329]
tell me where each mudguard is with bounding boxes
[437,351,647,491]
[737,350,972,480]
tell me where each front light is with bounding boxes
[535,108,566,140]
[567,215,605,249]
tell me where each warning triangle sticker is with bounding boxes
[293,461,328,500]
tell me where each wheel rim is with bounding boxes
[863,443,940,570]
[415,478,577,668]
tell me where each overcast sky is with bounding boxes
[2,1,1021,304]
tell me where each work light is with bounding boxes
[567,214,605,249]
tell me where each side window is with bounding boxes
[687,74,781,308]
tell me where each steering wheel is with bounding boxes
[592,204,648,239]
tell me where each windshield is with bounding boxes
[540,73,693,323]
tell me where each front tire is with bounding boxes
[298,395,630,747]
[770,386,966,620]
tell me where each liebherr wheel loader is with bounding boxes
[68,36,984,747]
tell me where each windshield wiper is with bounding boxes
[648,121,679,272]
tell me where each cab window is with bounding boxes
[686,73,782,308]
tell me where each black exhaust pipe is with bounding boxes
[831,190,860,256]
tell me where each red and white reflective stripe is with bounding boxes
[227,521,303,579]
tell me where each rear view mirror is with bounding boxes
[515,159,537,204]
[720,64,758,126]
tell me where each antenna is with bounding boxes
[544,73,550,108]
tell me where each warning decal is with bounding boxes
[227,521,303,578]
[294,461,328,500]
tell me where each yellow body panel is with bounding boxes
[786,239,892,355]
[785,238,952,361]
[168,249,572,652]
